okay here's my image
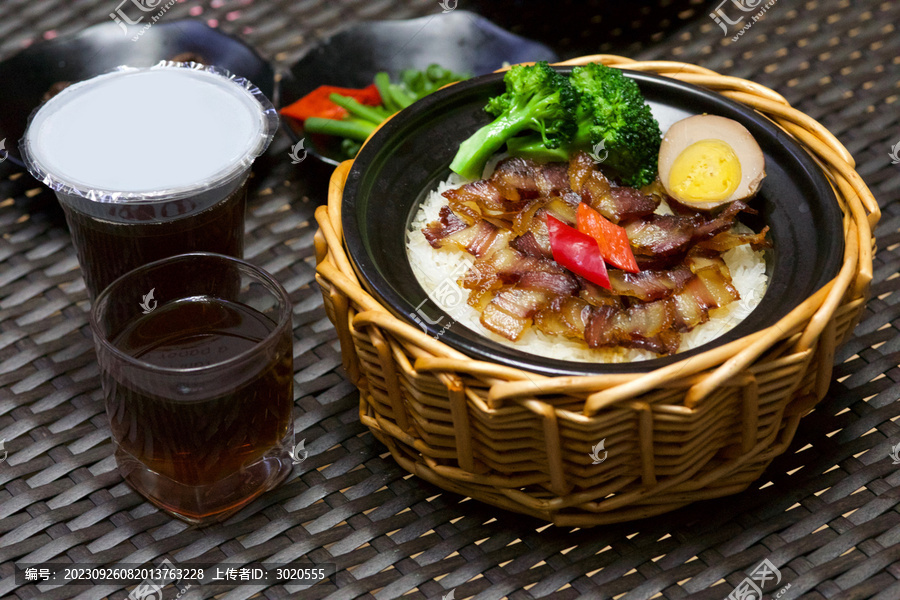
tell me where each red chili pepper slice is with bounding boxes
[576,202,640,273]
[280,83,382,121]
[546,214,611,289]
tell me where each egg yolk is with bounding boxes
[668,139,742,203]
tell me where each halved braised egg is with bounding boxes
[658,115,765,210]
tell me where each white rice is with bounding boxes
[405,171,768,363]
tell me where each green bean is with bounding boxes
[341,138,362,158]
[328,93,386,125]
[374,72,400,113]
[303,117,375,142]
[388,84,416,109]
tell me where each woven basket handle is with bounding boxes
[316,161,358,286]
[317,163,472,361]
[678,217,862,406]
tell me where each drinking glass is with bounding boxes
[90,252,294,524]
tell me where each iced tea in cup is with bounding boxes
[90,253,294,524]
[20,62,278,300]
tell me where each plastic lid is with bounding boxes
[20,61,278,203]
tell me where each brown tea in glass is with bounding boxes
[91,253,294,524]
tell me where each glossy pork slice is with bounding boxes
[567,151,659,223]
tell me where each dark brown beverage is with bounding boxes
[22,65,278,305]
[104,295,293,521]
[65,182,247,300]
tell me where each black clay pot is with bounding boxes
[342,67,843,377]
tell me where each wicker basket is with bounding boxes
[313,56,880,526]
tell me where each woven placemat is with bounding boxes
[1,0,898,598]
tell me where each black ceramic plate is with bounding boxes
[279,10,557,166]
[342,67,845,377]
[0,19,274,167]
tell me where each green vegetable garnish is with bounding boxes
[303,116,376,142]
[282,65,470,161]
[504,62,662,188]
[328,93,389,124]
[449,62,579,180]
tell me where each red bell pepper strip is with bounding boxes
[280,83,382,122]
[546,214,611,289]
[576,203,640,273]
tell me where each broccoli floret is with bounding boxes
[449,62,578,180]
[506,63,661,188]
